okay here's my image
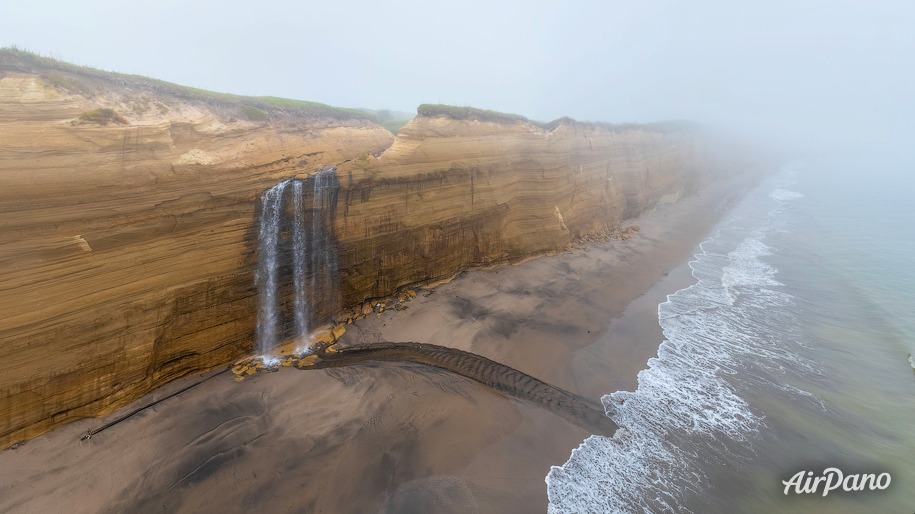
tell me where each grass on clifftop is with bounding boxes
[417,103,694,133]
[0,47,375,123]
[417,104,530,124]
[1,47,695,132]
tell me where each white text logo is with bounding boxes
[782,468,891,496]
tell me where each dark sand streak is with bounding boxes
[78,342,614,445]
[79,368,229,441]
[305,342,617,435]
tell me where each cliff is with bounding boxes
[0,50,734,447]
[0,50,393,446]
[333,111,706,307]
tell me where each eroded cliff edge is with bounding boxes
[0,50,749,447]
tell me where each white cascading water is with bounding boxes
[255,169,338,359]
[291,180,309,346]
[255,180,288,357]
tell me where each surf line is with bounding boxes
[296,342,618,436]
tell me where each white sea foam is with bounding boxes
[769,188,804,202]
[546,179,818,513]
[721,236,782,304]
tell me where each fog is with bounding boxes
[2,0,913,157]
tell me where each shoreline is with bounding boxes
[0,174,759,513]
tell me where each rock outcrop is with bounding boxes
[0,50,742,447]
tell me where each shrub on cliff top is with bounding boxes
[78,108,127,125]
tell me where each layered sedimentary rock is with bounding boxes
[332,115,713,307]
[0,51,392,446]
[0,50,739,447]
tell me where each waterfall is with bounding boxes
[311,169,338,321]
[255,169,339,358]
[255,180,287,356]
[292,180,309,344]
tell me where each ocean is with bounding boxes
[546,160,915,513]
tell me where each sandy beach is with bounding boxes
[0,176,755,514]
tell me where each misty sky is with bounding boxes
[2,0,913,152]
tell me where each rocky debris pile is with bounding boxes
[620,224,641,240]
[572,224,641,248]
[230,323,347,381]
[230,288,427,381]
[339,288,419,324]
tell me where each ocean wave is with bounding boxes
[546,180,818,513]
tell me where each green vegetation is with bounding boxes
[417,103,695,134]
[78,108,127,125]
[417,104,530,124]
[253,96,371,121]
[0,47,695,133]
[241,105,268,122]
[0,46,375,122]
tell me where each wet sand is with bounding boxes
[0,176,755,513]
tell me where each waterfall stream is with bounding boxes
[255,169,339,357]
[292,180,308,344]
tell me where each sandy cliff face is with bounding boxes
[0,53,736,447]
[332,116,705,306]
[0,57,393,446]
